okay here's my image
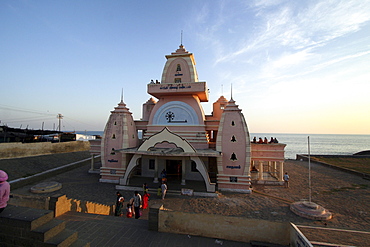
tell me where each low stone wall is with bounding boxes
[8,194,51,210]
[149,204,312,246]
[9,193,114,217]
[50,194,114,217]
[296,154,370,179]
[150,204,290,245]
[0,141,90,159]
[9,156,92,189]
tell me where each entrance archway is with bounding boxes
[120,128,217,192]
[166,159,182,180]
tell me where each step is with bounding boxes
[41,229,78,247]
[30,218,66,242]
[0,218,65,242]
[0,205,54,231]
[69,239,91,247]
[250,241,287,247]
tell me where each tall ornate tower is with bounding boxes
[92,44,285,192]
[100,99,138,183]
[216,96,251,192]
[144,45,209,149]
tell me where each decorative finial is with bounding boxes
[121,88,124,102]
[230,84,233,100]
[181,30,183,46]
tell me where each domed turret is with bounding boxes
[100,99,138,183]
[142,97,157,121]
[216,97,251,192]
[212,95,229,120]
[161,45,199,84]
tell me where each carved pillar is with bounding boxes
[258,161,263,180]
[181,157,186,185]
[279,161,284,181]
[153,156,159,183]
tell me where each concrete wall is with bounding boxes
[296,154,370,180]
[9,194,114,217]
[9,156,92,190]
[0,141,90,159]
[156,206,290,245]
[50,194,114,217]
[148,204,312,246]
[9,194,51,210]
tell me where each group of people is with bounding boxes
[252,137,279,144]
[149,79,160,84]
[114,170,169,218]
[114,190,149,219]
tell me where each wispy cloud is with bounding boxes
[213,0,370,66]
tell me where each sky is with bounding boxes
[1,0,370,135]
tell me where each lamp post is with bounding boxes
[308,136,312,203]
[57,114,63,142]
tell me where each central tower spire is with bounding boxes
[180,30,183,46]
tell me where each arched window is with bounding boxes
[230,152,237,161]
[231,135,236,142]
[176,64,181,71]
[110,148,115,155]
[112,134,116,139]
[231,121,235,126]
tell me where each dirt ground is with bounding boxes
[149,159,370,246]
[5,153,370,246]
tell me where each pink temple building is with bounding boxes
[90,45,286,193]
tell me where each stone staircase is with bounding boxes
[0,205,89,247]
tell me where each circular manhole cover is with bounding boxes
[30,181,62,193]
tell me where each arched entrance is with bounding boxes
[166,159,182,180]
[119,128,217,192]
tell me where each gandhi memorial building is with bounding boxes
[90,45,286,193]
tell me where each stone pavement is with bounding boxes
[10,160,250,246]
[58,211,249,247]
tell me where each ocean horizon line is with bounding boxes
[71,131,370,136]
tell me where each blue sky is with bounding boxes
[1,0,369,134]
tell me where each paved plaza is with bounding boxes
[10,162,250,247]
[58,211,249,247]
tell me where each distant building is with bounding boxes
[90,45,286,193]
[0,126,61,143]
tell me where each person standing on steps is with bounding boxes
[157,185,162,198]
[142,191,150,209]
[161,181,168,200]
[114,191,124,216]
[160,169,167,183]
[283,172,290,188]
[143,182,148,194]
[126,203,133,218]
[133,191,142,219]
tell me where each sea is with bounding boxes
[75,131,370,160]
